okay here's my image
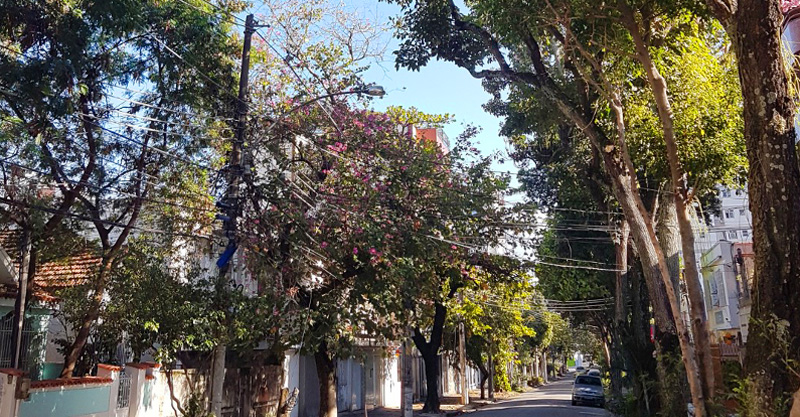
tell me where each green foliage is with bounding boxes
[623,21,746,191]
[102,243,218,362]
[384,106,454,127]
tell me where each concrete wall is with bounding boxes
[18,383,112,417]
[2,366,121,417]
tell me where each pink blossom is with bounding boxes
[321,242,329,249]
[353,247,359,255]
[369,248,378,255]
[451,245,458,250]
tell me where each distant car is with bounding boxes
[572,375,605,407]
[587,369,601,376]
[576,366,585,372]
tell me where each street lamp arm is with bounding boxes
[283,86,385,117]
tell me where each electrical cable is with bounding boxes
[79,116,216,172]
[1,159,218,216]
[0,196,213,241]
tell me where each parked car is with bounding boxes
[575,366,585,372]
[572,375,605,407]
[586,369,601,376]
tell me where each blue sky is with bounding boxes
[358,2,520,178]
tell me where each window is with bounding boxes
[715,311,725,325]
[710,272,720,306]
[725,210,735,219]
[735,189,742,196]
[575,376,602,386]
[742,230,750,239]
[739,209,746,216]
[728,231,738,240]
[722,189,731,198]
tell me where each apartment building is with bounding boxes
[693,186,753,349]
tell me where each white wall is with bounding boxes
[382,352,401,408]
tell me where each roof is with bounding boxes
[0,229,101,302]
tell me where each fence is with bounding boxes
[117,370,131,409]
[0,315,43,380]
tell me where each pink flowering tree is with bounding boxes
[230,6,528,414]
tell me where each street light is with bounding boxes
[282,84,386,116]
[361,84,386,98]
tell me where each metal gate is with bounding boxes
[0,314,44,379]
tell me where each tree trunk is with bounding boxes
[615,221,630,324]
[315,341,338,417]
[411,302,447,413]
[656,191,681,298]
[60,258,112,378]
[422,350,440,412]
[478,364,488,399]
[705,0,800,410]
[618,2,716,403]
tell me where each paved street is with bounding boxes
[469,377,612,417]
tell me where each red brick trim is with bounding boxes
[97,364,122,371]
[145,374,156,381]
[0,368,24,377]
[31,377,113,389]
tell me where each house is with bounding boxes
[283,343,477,417]
[0,229,101,380]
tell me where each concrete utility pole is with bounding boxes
[211,13,255,417]
[458,294,468,405]
[12,229,31,370]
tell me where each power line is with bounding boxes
[1,159,217,216]
[105,108,234,132]
[149,35,247,109]
[0,196,213,241]
[76,112,224,147]
[424,234,623,272]
[105,92,234,123]
[79,116,217,172]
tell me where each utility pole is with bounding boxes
[211,13,255,417]
[458,294,468,405]
[11,229,31,370]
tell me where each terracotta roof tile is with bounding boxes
[0,229,101,300]
[0,283,59,303]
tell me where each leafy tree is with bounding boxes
[454,266,536,397]
[387,1,752,413]
[0,0,242,378]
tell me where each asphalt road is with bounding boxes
[470,377,612,417]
